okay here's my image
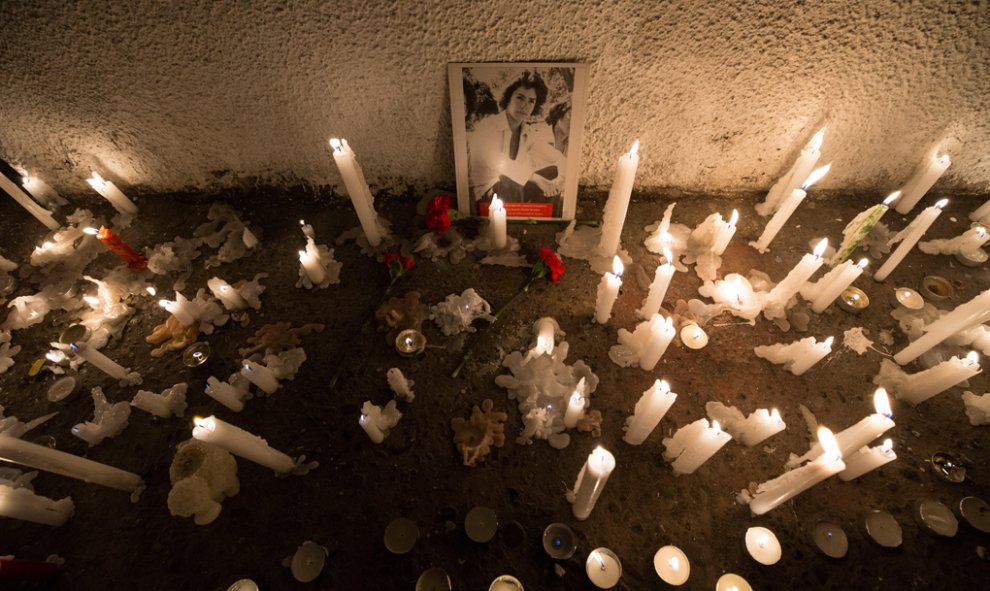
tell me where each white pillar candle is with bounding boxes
[737,408,786,447]
[744,527,782,565]
[752,164,831,252]
[623,379,677,445]
[0,173,60,229]
[69,342,129,381]
[874,199,947,281]
[758,128,825,216]
[87,172,138,215]
[489,194,508,250]
[653,545,690,586]
[298,244,326,285]
[895,153,951,214]
[594,256,624,324]
[0,435,143,492]
[359,412,385,443]
[563,379,586,429]
[534,316,556,355]
[240,360,279,395]
[749,427,845,515]
[810,258,868,313]
[763,239,828,312]
[894,352,981,405]
[204,376,247,412]
[586,548,622,589]
[640,314,676,370]
[662,418,732,475]
[329,138,383,247]
[895,289,990,365]
[839,439,897,481]
[192,415,295,474]
[638,248,675,318]
[970,198,990,225]
[0,484,74,527]
[790,389,894,467]
[570,446,616,520]
[598,141,640,257]
[158,293,197,327]
[712,209,739,255]
[207,277,249,311]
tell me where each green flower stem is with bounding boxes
[451,276,538,378]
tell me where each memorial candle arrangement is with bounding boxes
[894,288,990,365]
[594,256,623,324]
[569,446,616,520]
[662,418,731,475]
[598,141,640,257]
[0,172,60,229]
[756,128,825,217]
[751,164,831,252]
[84,226,148,270]
[192,415,298,474]
[329,138,384,247]
[839,439,896,481]
[748,427,845,515]
[87,172,138,216]
[623,379,677,445]
[874,199,948,281]
[894,152,951,214]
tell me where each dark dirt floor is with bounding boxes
[1,185,989,591]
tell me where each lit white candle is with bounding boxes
[69,342,129,381]
[712,209,739,255]
[489,194,508,250]
[623,379,677,445]
[207,277,248,311]
[563,379,587,429]
[598,141,640,257]
[749,427,845,515]
[586,548,622,589]
[298,245,326,285]
[570,446,616,520]
[638,247,675,319]
[640,314,677,370]
[894,352,981,405]
[240,360,279,395]
[763,239,828,315]
[158,293,197,327]
[204,376,248,412]
[788,389,894,467]
[0,172,59,229]
[745,527,782,565]
[757,128,825,216]
[192,415,296,474]
[20,172,63,208]
[679,323,709,350]
[0,435,143,492]
[874,199,947,281]
[653,545,690,586]
[87,172,138,216]
[895,153,951,214]
[839,439,897,481]
[328,138,383,247]
[894,289,990,365]
[752,164,830,252]
[594,256,624,324]
[703,274,763,321]
[662,418,732,475]
[809,258,868,313]
[754,336,833,376]
[736,408,786,447]
[0,484,74,527]
[359,412,385,443]
[534,316,556,356]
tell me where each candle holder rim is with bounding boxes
[542,522,578,559]
[863,509,902,548]
[810,521,848,558]
[181,341,212,367]
[395,328,427,356]
[919,275,954,301]
[958,496,990,533]
[915,498,959,537]
[930,451,966,483]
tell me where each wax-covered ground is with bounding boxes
[1,188,989,591]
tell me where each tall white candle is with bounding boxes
[895,289,990,365]
[662,418,732,475]
[874,199,947,281]
[87,172,138,216]
[894,352,981,405]
[489,194,508,250]
[240,360,279,395]
[69,342,129,381]
[749,427,845,515]
[594,256,624,324]
[0,435,143,492]
[570,446,616,520]
[0,173,60,229]
[563,378,586,429]
[0,484,74,526]
[970,198,990,225]
[598,141,640,257]
[839,439,896,481]
[329,138,383,247]
[639,248,675,318]
[752,164,830,252]
[623,379,677,445]
[763,239,828,314]
[895,153,951,214]
[809,258,868,313]
[712,210,739,255]
[640,314,676,371]
[192,416,296,474]
[757,128,825,217]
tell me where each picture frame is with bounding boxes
[449,62,590,220]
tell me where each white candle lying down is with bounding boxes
[570,446,616,520]
[894,288,990,365]
[754,336,833,376]
[192,416,296,474]
[891,352,981,405]
[130,383,188,418]
[839,439,897,481]
[662,418,731,475]
[919,225,990,257]
[623,379,678,445]
[748,427,845,515]
[0,482,74,527]
[0,435,143,492]
[787,388,894,468]
[706,402,786,447]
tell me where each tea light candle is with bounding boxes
[542,523,577,559]
[384,517,419,554]
[812,522,849,558]
[598,141,640,257]
[874,199,947,282]
[0,172,60,229]
[240,360,279,395]
[716,573,753,591]
[639,248,675,318]
[415,568,451,591]
[329,138,383,247]
[751,164,830,252]
[809,259,868,313]
[662,418,731,475]
[192,415,296,474]
[749,427,845,515]
[679,323,708,349]
[757,128,825,216]
[489,194,508,249]
[839,439,897,480]
[865,510,902,547]
[464,505,499,543]
[623,379,677,445]
[488,575,524,591]
[744,527,782,565]
[894,287,924,310]
[915,499,959,537]
[182,342,211,368]
[585,548,622,589]
[395,329,427,356]
[653,545,690,586]
[570,447,616,520]
[958,497,990,533]
[594,256,623,324]
[894,352,981,405]
[895,153,951,214]
[0,435,143,492]
[894,288,990,365]
[87,172,138,215]
[836,287,869,313]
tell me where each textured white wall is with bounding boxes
[1,0,988,197]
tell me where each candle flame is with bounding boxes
[298,250,307,259]
[809,128,826,152]
[158,299,170,308]
[612,255,624,277]
[966,351,980,365]
[873,387,892,417]
[813,238,828,257]
[934,198,949,209]
[802,164,831,190]
[883,191,901,206]
[83,227,99,235]
[817,426,842,460]
[83,295,100,307]
[41,241,54,250]
[662,247,673,265]
[692,325,702,339]
[881,438,893,452]
[491,194,504,211]
[571,390,583,404]
[192,416,212,429]
[976,226,986,238]
[329,138,343,151]
[771,408,781,421]
[669,556,680,570]
[937,153,951,165]
[727,209,739,226]
[22,173,31,184]
[823,336,834,348]
[146,286,157,296]
[299,219,306,226]
[857,258,869,269]
[658,379,670,393]
[711,420,722,432]
[629,140,640,157]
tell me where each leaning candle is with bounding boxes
[839,439,897,481]
[895,153,951,214]
[0,172,59,229]
[749,427,845,515]
[712,209,739,255]
[0,484,74,527]
[191,416,296,474]
[83,226,147,270]
[328,138,383,247]
[751,164,830,252]
[970,199,990,225]
[623,379,677,445]
[894,288,990,365]
[240,360,279,395]
[763,239,828,317]
[662,418,731,475]
[570,446,616,520]
[736,408,786,447]
[207,277,249,311]
[638,248,675,318]
[563,379,586,429]
[808,258,868,313]
[640,314,677,370]
[87,172,138,216]
[757,128,825,217]
[20,172,63,208]
[894,352,981,405]
[69,342,129,381]
[598,141,640,257]
[874,199,947,281]
[489,194,508,250]
[788,388,894,467]
[594,256,624,324]
[0,435,143,492]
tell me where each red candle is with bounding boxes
[0,558,60,581]
[89,226,148,270]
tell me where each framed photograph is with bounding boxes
[449,62,590,220]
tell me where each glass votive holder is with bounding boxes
[836,287,869,314]
[395,329,426,356]
[931,451,966,483]
[542,523,577,559]
[182,341,211,368]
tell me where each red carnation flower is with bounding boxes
[536,247,565,282]
[425,195,455,236]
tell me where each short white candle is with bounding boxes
[489,194,508,250]
[69,342,129,381]
[663,418,732,475]
[809,258,868,313]
[755,336,833,376]
[763,239,828,314]
[585,548,622,589]
[640,314,677,370]
[204,376,247,412]
[0,484,74,527]
[207,277,249,311]
[594,256,623,324]
[298,245,326,285]
[758,128,825,217]
[789,388,894,467]
[716,573,753,591]
[895,153,951,214]
[752,164,830,252]
[534,316,556,356]
[563,380,586,429]
[598,141,640,257]
[158,293,197,327]
[240,360,279,395]
[712,209,739,255]
[745,526,782,565]
[874,199,947,281]
[736,408,786,447]
[894,352,981,405]
[87,172,138,215]
[0,174,59,229]
[329,138,383,247]
[638,248,675,318]
[623,379,678,445]
[839,439,897,481]
[570,447,616,520]
[679,323,709,349]
[895,289,990,365]
[0,435,143,492]
[359,412,385,443]
[192,415,296,474]
[653,545,690,586]
[749,427,845,515]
